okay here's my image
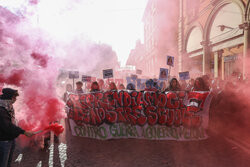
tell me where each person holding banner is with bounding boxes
[186,79,195,91]
[0,88,34,167]
[98,79,105,91]
[126,83,136,91]
[109,82,117,91]
[118,84,125,90]
[144,79,157,91]
[165,78,181,91]
[159,81,167,92]
[202,75,211,89]
[90,82,101,92]
[75,81,84,94]
[192,77,210,91]
[153,81,160,90]
[180,80,187,91]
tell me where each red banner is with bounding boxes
[67,91,210,129]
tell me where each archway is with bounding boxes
[209,3,243,44]
[184,26,203,76]
[205,1,244,79]
[186,27,203,53]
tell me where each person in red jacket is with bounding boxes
[0,88,34,167]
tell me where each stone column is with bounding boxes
[214,51,218,78]
[242,22,250,79]
[221,55,225,80]
[178,0,184,73]
[201,41,211,75]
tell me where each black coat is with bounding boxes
[0,106,25,141]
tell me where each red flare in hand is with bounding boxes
[44,123,64,136]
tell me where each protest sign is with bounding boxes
[167,56,174,67]
[103,69,113,79]
[69,71,79,79]
[179,71,190,80]
[67,91,212,140]
[82,75,91,82]
[159,68,168,80]
[126,77,136,85]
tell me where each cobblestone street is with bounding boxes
[11,119,250,167]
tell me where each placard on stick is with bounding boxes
[82,75,91,82]
[69,71,79,79]
[126,77,136,85]
[103,69,113,79]
[159,68,168,80]
[167,56,174,67]
[179,71,190,80]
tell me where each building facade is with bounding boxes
[126,40,146,76]
[179,0,250,80]
[140,0,179,78]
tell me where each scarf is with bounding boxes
[0,99,15,123]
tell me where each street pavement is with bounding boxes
[11,119,250,167]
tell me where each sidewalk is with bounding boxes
[209,119,250,155]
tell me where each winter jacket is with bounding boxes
[0,106,25,141]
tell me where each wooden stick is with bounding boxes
[33,130,43,135]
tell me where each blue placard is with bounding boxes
[179,71,190,80]
[126,77,136,84]
[159,68,169,80]
[167,56,174,67]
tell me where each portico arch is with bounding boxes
[185,25,203,53]
[203,0,245,78]
[204,0,245,42]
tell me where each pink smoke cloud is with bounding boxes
[0,5,120,139]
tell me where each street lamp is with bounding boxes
[217,25,234,31]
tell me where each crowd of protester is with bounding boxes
[63,73,250,136]
[63,74,239,96]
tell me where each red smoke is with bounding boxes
[19,91,65,131]
[0,13,66,143]
[17,53,65,131]
[0,69,25,86]
[0,51,66,132]
[0,50,65,147]
[31,52,49,68]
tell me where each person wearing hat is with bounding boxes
[0,88,34,167]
